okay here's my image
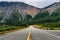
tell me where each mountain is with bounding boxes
[0,2,40,17]
[41,2,60,16]
[0,2,60,25]
[0,2,40,24]
[32,2,60,24]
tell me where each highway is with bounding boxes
[0,25,60,40]
[0,28,31,40]
[31,26,60,40]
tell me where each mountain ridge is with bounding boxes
[0,2,40,18]
[0,2,60,24]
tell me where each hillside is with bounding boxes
[0,2,40,25]
[0,2,60,25]
[32,2,60,24]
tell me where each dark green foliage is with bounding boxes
[41,22,60,28]
[33,11,49,20]
[51,8,60,16]
[5,11,23,25]
[26,14,32,20]
[26,14,32,22]
[0,25,27,32]
[21,14,32,25]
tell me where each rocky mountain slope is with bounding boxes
[0,2,60,25]
[42,2,60,16]
[32,2,60,24]
[0,2,40,23]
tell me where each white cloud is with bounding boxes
[0,0,60,2]
[0,0,60,8]
[0,0,41,2]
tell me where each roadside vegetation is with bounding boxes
[0,24,28,35]
[34,22,60,30]
[41,22,60,30]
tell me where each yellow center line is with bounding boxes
[27,31,31,40]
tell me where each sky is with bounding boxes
[0,0,60,8]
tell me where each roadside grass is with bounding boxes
[34,22,60,30]
[0,25,28,35]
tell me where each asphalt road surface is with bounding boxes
[0,25,60,40]
[0,28,31,40]
[31,26,60,40]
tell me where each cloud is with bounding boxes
[1,0,60,2]
[1,0,42,2]
[0,0,60,8]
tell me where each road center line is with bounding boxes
[27,31,31,40]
